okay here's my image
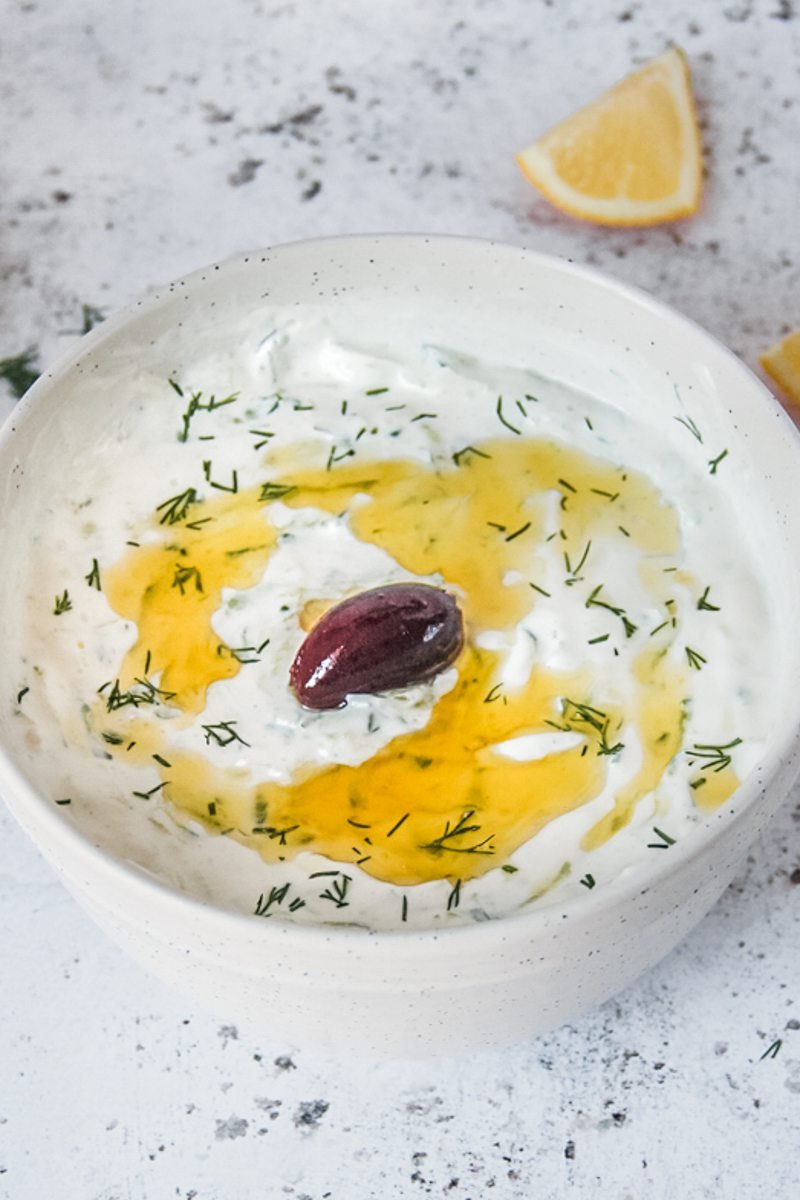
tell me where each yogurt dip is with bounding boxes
[5,311,776,929]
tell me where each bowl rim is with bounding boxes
[2,230,799,950]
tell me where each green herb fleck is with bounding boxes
[0,347,39,397]
[85,558,101,590]
[202,720,250,748]
[708,449,728,475]
[53,590,72,615]
[496,395,521,436]
[697,586,720,611]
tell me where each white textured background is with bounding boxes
[1,1,799,1197]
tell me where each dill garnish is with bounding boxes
[565,540,591,583]
[102,676,176,711]
[685,738,742,773]
[319,874,351,908]
[496,395,521,435]
[452,445,492,466]
[580,873,596,889]
[85,558,101,590]
[202,720,250,748]
[760,1039,782,1061]
[156,488,198,525]
[484,683,505,704]
[559,698,624,757]
[172,564,204,594]
[685,646,707,670]
[401,895,408,922]
[386,812,409,838]
[53,590,72,615]
[202,460,238,493]
[259,481,297,502]
[647,827,676,849]
[446,880,461,911]
[674,414,703,443]
[254,883,291,917]
[249,429,274,450]
[173,384,238,442]
[529,582,551,598]
[590,488,619,501]
[501,864,518,874]
[585,584,637,638]
[708,449,728,475]
[251,823,299,845]
[697,586,720,612]
[16,686,29,704]
[132,782,167,801]
[505,521,531,542]
[421,810,495,856]
[365,386,389,396]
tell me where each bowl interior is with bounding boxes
[1,235,799,930]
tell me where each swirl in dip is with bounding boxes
[7,312,776,929]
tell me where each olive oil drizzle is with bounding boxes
[98,436,739,891]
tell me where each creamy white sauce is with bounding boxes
[4,311,778,929]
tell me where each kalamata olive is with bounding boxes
[289,583,464,710]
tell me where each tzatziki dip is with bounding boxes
[6,310,776,929]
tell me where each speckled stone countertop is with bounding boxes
[1,1,799,1197]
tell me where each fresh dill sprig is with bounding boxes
[386,812,410,838]
[172,382,238,443]
[319,874,351,908]
[53,590,72,615]
[172,564,204,595]
[585,584,637,638]
[686,646,707,670]
[249,429,274,450]
[697,586,720,612]
[560,698,625,757]
[156,488,198,525]
[674,414,703,443]
[452,445,492,467]
[251,823,299,845]
[202,460,238,493]
[259,481,297,502]
[647,827,676,849]
[565,540,592,585]
[505,521,531,542]
[685,738,742,773]
[254,883,291,917]
[202,720,251,748]
[496,395,521,435]
[421,810,495,856]
[708,449,729,475]
[101,676,176,712]
[446,880,461,912]
[85,559,101,590]
[580,873,596,889]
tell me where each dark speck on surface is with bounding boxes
[564,1140,576,1159]
[203,101,235,124]
[293,1099,329,1130]
[214,1115,249,1140]
[274,1054,296,1071]
[301,179,322,201]
[228,158,263,186]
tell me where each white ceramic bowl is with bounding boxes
[2,236,799,1057]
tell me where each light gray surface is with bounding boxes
[1,1,799,1197]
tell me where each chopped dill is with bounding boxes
[496,395,521,435]
[156,487,198,525]
[686,646,707,670]
[685,738,742,773]
[202,720,251,748]
[697,586,720,611]
[53,590,72,615]
[85,559,101,590]
[452,445,492,466]
[259,481,297,502]
[674,414,703,443]
[708,449,728,475]
[172,564,204,594]
[421,810,495,856]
